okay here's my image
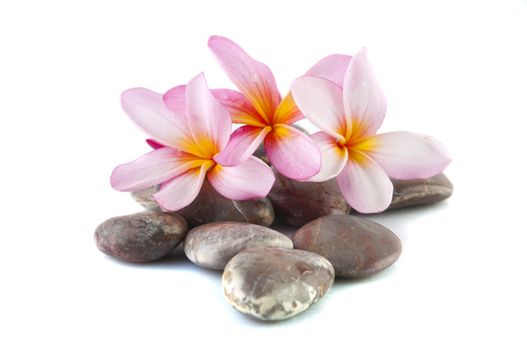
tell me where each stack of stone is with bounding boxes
[95,172,453,321]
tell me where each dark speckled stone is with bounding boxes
[293,215,401,278]
[95,211,188,263]
[223,247,334,321]
[389,173,453,209]
[131,181,274,227]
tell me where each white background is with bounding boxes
[1,0,526,349]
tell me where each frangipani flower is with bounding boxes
[111,73,275,211]
[192,35,331,180]
[291,48,451,213]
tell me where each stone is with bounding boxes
[268,170,350,227]
[293,215,401,278]
[184,222,293,270]
[132,181,274,227]
[223,247,334,321]
[94,211,188,263]
[389,173,453,209]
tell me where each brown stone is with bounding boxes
[184,222,293,270]
[95,211,188,263]
[132,181,274,227]
[268,170,350,227]
[389,173,453,209]
[293,215,401,278]
[223,247,334,321]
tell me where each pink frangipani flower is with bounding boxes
[181,35,348,180]
[111,73,275,211]
[291,48,451,213]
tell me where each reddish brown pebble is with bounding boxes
[389,173,453,209]
[268,170,350,227]
[293,215,402,278]
[132,181,274,227]
[95,211,188,263]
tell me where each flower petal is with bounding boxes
[213,125,271,166]
[291,76,348,141]
[153,163,209,211]
[208,35,280,120]
[343,48,386,138]
[211,89,267,127]
[264,124,321,180]
[185,73,232,157]
[110,147,203,192]
[207,156,275,200]
[364,131,451,179]
[121,88,194,152]
[336,154,393,213]
[162,85,186,115]
[303,132,348,182]
[146,139,164,149]
[273,91,303,125]
[305,54,353,87]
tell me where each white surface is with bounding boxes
[1,0,526,349]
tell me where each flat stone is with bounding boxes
[223,247,334,321]
[389,173,453,209]
[132,181,274,227]
[268,170,350,227]
[184,222,293,270]
[293,215,401,278]
[95,212,188,263]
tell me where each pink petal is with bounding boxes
[337,155,393,213]
[162,85,186,115]
[343,48,386,138]
[303,132,348,182]
[208,35,280,120]
[110,147,202,192]
[211,89,267,127]
[207,156,275,200]
[121,88,193,151]
[291,76,348,142]
[305,54,353,87]
[185,73,232,157]
[264,124,321,180]
[272,92,303,125]
[365,131,451,179]
[146,139,164,149]
[153,164,209,211]
[213,125,271,166]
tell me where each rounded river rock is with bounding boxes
[95,212,188,263]
[223,247,334,321]
[132,181,274,227]
[293,215,402,278]
[184,222,293,270]
[389,173,453,209]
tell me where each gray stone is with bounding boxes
[268,170,350,227]
[131,181,274,227]
[389,173,453,209]
[293,215,401,278]
[184,222,293,270]
[95,211,188,263]
[223,247,334,321]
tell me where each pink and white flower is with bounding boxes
[291,48,451,213]
[196,36,351,180]
[111,73,275,211]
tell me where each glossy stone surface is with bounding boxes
[268,170,350,227]
[132,181,274,227]
[95,212,188,263]
[389,173,453,209]
[223,247,334,321]
[184,222,293,270]
[293,215,401,278]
